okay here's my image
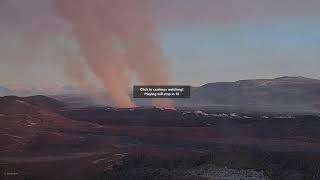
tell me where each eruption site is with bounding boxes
[54,0,170,107]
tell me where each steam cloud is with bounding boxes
[54,0,170,107]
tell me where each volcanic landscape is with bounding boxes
[1,94,320,179]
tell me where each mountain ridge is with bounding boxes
[176,76,320,112]
[202,76,320,86]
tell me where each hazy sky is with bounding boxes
[0,0,319,88]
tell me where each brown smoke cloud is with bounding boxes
[63,50,97,93]
[54,0,170,107]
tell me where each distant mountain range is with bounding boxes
[0,85,83,97]
[175,76,320,112]
[1,76,320,112]
[0,86,15,96]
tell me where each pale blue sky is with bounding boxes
[0,0,319,88]
[160,17,320,85]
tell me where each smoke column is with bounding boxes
[63,50,97,94]
[54,0,170,107]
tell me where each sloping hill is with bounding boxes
[0,96,99,155]
[176,76,320,112]
[0,96,97,128]
[24,95,65,111]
